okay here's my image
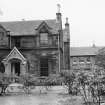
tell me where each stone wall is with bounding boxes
[22,50,60,76]
[21,37,36,48]
[23,51,39,76]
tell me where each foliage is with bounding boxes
[17,73,36,94]
[76,69,105,105]
[92,47,105,104]
[95,47,105,69]
[0,73,11,95]
[29,74,63,86]
[77,71,91,105]
[73,48,105,105]
[89,68,105,105]
[60,70,78,95]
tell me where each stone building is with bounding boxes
[70,46,103,72]
[0,8,70,77]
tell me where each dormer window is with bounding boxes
[36,21,51,46]
[40,33,48,45]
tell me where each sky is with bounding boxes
[0,0,105,47]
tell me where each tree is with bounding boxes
[95,47,105,69]
[77,71,91,105]
[76,69,105,105]
[60,70,77,95]
[93,47,105,104]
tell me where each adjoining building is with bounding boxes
[70,46,103,72]
[0,6,70,77]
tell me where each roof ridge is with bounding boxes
[70,46,104,48]
[0,19,56,23]
[70,46,104,56]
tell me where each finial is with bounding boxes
[22,19,25,21]
[92,41,96,47]
[66,17,68,24]
[92,43,96,47]
[0,8,3,15]
[57,4,61,13]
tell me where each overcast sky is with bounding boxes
[0,0,105,47]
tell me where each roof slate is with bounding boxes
[0,19,59,36]
[70,47,104,56]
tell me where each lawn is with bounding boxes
[0,86,83,105]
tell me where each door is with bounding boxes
[11,62,20,76]
[14,62,20,76]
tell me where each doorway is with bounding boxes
[11,62,20,76]
[40,58,48,76]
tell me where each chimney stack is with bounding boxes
[65,17,70,42]
[65,17,69,26]
[56,4,62,25]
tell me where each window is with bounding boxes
[86,57,91,63]
[79,57,85,64]
[72,58,78,66]
[53,36,58,46]
[73,60,77,64]
[40,33,48,45]
[84,68,91,71]
[0,63,5,73]
[0,32,4,40]
[15,38,20,47]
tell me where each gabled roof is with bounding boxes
[0,24,7,32]
[35,21,52,30]
[35,21,52,34]
[0,19,59,36]
[70,47,103,56]
[2,47,26,63]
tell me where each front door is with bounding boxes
[40,58,48,76]
[11,62,20,76]
[14,62,20,76]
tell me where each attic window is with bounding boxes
[40,33,48,45]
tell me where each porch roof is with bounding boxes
[2,47,26,64]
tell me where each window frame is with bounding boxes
[40,33,48,45]
[79,57,85,64]
[0,32,4,40]
[14,37,21,48]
